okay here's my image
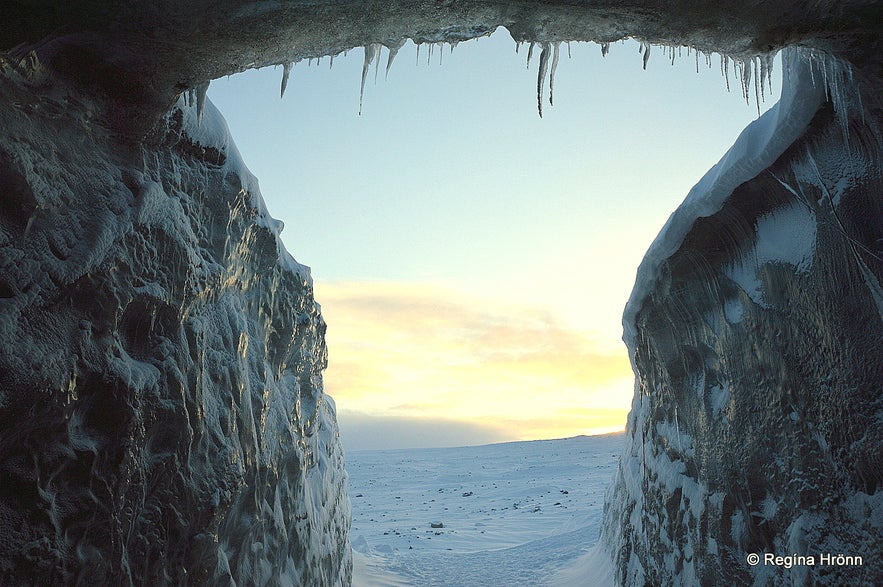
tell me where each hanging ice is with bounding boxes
[536,42,551,117]
[385,39,406,79]
[532,41,561,117]
[195,80,210,123]
[549,42,560,107]
[280,62,292,98]
[359,43,381,115]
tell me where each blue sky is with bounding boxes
[208,28,779,450]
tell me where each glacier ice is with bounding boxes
[0,62,350,585]
[606,42,883,587]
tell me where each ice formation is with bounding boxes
[0,59,350,586]
[0,1,881,586]
[607,44,883,587]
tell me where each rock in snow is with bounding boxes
[0,1,881,586]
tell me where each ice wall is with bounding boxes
[0,60,350,585]
[603,48,883,586]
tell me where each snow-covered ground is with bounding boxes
[346,433,624,586]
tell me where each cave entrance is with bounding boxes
[207,27,779,451]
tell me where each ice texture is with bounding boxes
[605,43,883,587]
[0,64,350,585]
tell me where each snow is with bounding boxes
[754,200,817,270]
[548,543,616,587]
[724,199,817,304]
[724,257,768,307]
[347,434,624,586]
[723,297,744,324]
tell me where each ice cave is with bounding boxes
[0,1,880,585]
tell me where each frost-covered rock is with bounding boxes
[0,59,350,585]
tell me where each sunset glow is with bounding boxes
[318,280,632,442]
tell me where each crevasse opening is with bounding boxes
[206,29,782,453]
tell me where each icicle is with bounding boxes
[753,58,762,115]
[359,44,378,115]
[821,55,830,102]
[526,42,535,68]
[549,42,560,107]
[740,58,752,104]
[536,42,551,118]
[721,55,731,92]
[415,43,421,66]
[515,41,522,55]
[385,42,403,80]
[567,42,572,59]
[280,62,292,98]
[759,54,773,103]
[642,43,650,70]
[807,52,818,89]
[427,42,433,65]
[195,81,210,124]
[600,42,609,57]
[374,45,382,83]
[330,54,335,69]
[438,42,444,66]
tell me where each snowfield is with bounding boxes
[346,434,624,586]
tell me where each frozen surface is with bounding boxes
[0,65,350,585]
[347,434,624,586]
[605,33,883,587]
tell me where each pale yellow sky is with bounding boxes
[317,279,634,444]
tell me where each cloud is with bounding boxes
[336,409,627,452]
[316,279,633,445]
[337,410,510,451]
[487,408,629,441]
